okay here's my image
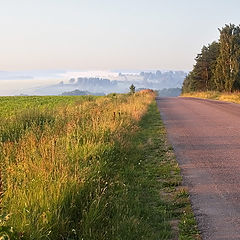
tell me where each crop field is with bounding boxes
[0,96,98,117]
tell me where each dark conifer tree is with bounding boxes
[214,24,240,92]
[182,42,219,93]
[129,84,136,94]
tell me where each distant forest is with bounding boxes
[182,24,240,93]
[35,71,186,95]
[68,71,186,92]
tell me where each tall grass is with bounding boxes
[0,92,155,239]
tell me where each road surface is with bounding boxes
[157,97,240,240]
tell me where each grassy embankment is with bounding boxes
[0,93,199,239]
[182,91,240,104]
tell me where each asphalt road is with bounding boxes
[156,97,240,240]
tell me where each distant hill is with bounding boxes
[61,89,105,96]
[158,88,181,97]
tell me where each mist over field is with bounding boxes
[0,70,186,96]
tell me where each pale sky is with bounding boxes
[1,0,240,71]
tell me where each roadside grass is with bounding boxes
[181,91,240,104]
[0,94,200,239]
[119,102,200,239]
[0,92,155,239]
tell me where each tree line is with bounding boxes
[182,24,240,93]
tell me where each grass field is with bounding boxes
[0,95,98,117]
[181,91,240,104]
[0,92,199,239]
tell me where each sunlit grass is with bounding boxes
[181,91,240,104]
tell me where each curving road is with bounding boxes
[157,97,240,240]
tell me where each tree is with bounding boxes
[182,41,219,93]
[129,84,135,94]
[214,24,240,92]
